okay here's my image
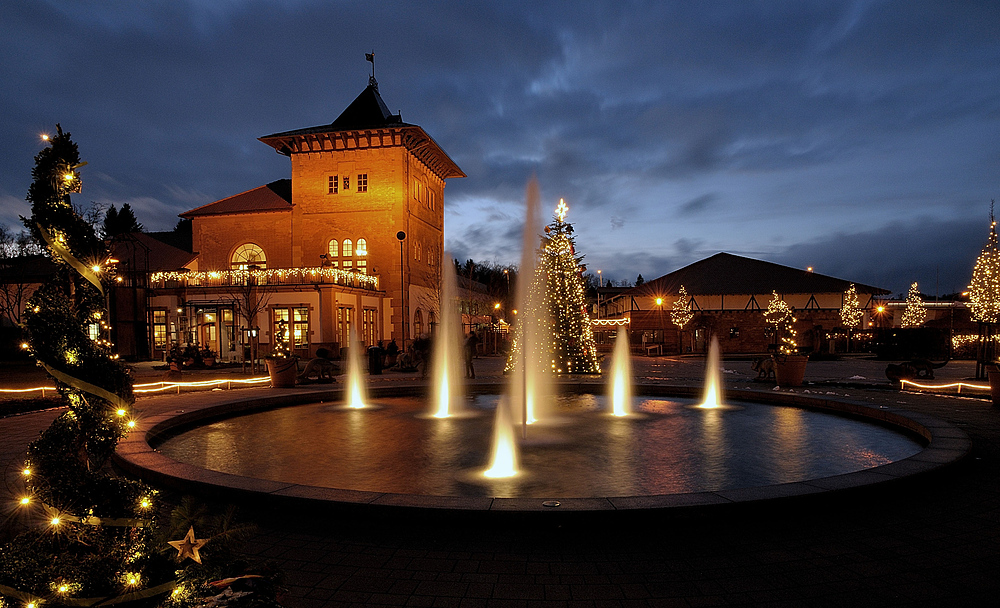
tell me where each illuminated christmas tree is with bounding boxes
[671,285,694,329]
[840,284,863,352]
[969,206,1000,323]
[505,199,600,375]
[0,126,172,605]
[763,291,798,355]
[901,282,927,328]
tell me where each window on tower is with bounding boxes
[328,175,338,194]
[343,239,353,258]
[357,174,368,192]
[343,176,350,191]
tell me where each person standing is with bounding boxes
[464,333,477,379]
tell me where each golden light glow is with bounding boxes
[91,265,101,273]
[63,173,74,182]
[900,282,927,328]
[20,497,30,505]
[139,498,151,509]
[50,517,61,526]
[57,585,68,594]
[126,420,136,428]
[22,468,30,476]
[151,265,378,290]
[484,399,518,478]
[20,342,29,350]
[116,409,126,416]
[610,326,632,417]
[655,297,663,306]
[494,302,501,309]
[555,198,568,222]
[41,134,50,141]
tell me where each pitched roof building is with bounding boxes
[145,79,464,362]
[600,252,890,355]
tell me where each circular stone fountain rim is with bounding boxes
[113,383,970,514]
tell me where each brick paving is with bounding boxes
[2,355,999,607]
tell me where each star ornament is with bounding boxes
[168,526,208,564]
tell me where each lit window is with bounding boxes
[328,239,338,258]
[357,260,367,274]
[343,239,353,258]
[152,310,167,350]
[343,175,350,191]
[357,174,367,193]
[328,175,338,194]
[356,238,367,256]
[343,260,352,270]
[231,243,266,269]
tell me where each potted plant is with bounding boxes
[200,346,217,367]
[265,319,298,388]
[764,291,808,386]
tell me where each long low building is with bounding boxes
[598,252,890,355]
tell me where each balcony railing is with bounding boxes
[150,266,379,291]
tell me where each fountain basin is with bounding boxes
[114,383,969,513]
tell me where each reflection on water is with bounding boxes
[157,395,923,498]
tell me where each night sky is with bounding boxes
[2,1,997,297]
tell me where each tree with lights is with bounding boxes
[505,199,600,375]
[969,205,1000,324]
[763,291,798,355]
[0,126,173,606]
[840,284,864,352]
[900,282,927,328]
[671,285,694,330]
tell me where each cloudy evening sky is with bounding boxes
[2,0,998,297]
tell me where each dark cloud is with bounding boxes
[0,0,996,290]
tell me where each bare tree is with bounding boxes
[0,225,45,334]
[222,269,273,374]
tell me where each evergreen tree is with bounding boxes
[102,203,144,239]
[635,274,644,287]
[0,126,171,605]
[671,285,693,329]
[901,282,927,328]
[506,200,599,374]
[969,204,1000,323]
[840,284,864,351]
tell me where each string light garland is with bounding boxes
[900,282,927,328]
[151,265,378,290]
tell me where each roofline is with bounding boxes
[178,180,291,219]
[258,124,465,181]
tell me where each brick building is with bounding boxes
[599,252,890,355]
[147,78,464,361]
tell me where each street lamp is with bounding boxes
[396,231,406,348]
[596,269,602,319]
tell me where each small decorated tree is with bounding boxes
[0,125,172,605]
[840,284,864,352]
[763,291,798,355]
[900,282,927,328]
[671,285,693,330]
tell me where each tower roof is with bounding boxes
[258,84,465,181]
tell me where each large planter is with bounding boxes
[772,354,808,387]
[988,365,1000,408]
[266,357,298,388]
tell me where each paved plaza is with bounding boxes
[2,355,999,607]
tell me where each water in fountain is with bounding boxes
[431,250,465,418]
[697,336,725,409]
[484,396,519,478]
[609,325,633,416]
[345,324,369,409]
[508,178,553,428]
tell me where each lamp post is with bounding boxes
[396,231,406,349]
[597,269,602,320]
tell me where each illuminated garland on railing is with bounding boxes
[592,318,630,326]
[150,266,378,290]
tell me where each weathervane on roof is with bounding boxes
[365,51,377,92]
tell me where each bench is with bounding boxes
[644,344,662,356]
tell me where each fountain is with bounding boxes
[430,250,465,418]
[697,336,725,409]
[345,324,369,409]
[609,325,633,416]
[506,178,553,430]
[142,183,942,510]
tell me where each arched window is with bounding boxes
[231,243,266,269]
[328,239,338,257]
[343,239,353,258]
[356,238,367,256]
[413,309,423,338]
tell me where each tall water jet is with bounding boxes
[430,250,465,418]
[697,336,725,409]
[484,397,519,478]
[345,324,369,409]
[609,325,633,416]
[507,178,553,430]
